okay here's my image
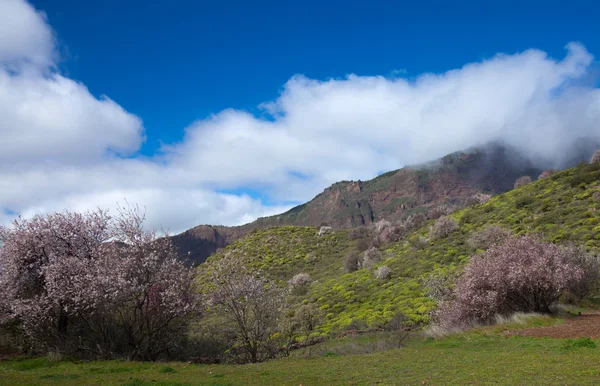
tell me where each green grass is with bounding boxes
[5,331,600,385]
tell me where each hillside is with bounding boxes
[173,142,550,264]
[198,161,600,333]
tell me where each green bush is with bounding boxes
[562,337,597,350]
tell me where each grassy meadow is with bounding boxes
[3,316,600,385]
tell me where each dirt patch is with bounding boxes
[508,311,600,339]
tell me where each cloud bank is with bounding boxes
[2,0,600,233]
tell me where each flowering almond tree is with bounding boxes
[437,236,590,329]
[207,255,286,363]
[0,206,197,360]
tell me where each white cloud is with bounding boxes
[2,0,600,233]
[0,71,144,166]
[0,0,55,68]
[15,187,291,235]
[164,42,599,202]
[0,0,286,231]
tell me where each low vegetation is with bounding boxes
[4,330,600,385]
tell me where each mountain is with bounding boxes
[172,142,592,265]
[197,161,600,333]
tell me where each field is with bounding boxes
[3,315,600,386]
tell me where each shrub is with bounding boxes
[515,194,534,208]
[429,204,453,220]
[0,207,197,360]
[408,235,429,250]
[356,237,371,252]
[563,337,597,350]
[289,273,311,287]
[593,192,600,203]
[370,219,406,245]
[318,226,333,236]
[403,213,427,230]
[466,193,491,206]
[563,246,600,299]
[430,216,458,239]
[383,311,407,332]
[373,219,392,233]
[349,227,370,240]
[378,224,407,244]
[514,176,532,189]
[538,169,557,179]
[294,304,322,333]
[361,247,382,268]
[344,251,361,273]
[591,150,600,164]
[343,319,368,331]
[422,272,456,302]
[436,236,587,329]
[374,266,392,280]
[289,273,311,295]
[467,225,511,250]
[369,236,382,249]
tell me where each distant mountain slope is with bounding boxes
[197,161,600,333]
[173,142,593,265]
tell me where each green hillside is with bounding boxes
[198,162,600,334]
[172,143,556,265]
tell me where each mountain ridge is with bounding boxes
[172,141,594,265]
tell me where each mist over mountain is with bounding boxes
[171,140,597,265]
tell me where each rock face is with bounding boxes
[169,225,249,265]
[170,142,594,265]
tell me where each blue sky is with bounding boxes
[31,0,600,154]
[2,0,600,232]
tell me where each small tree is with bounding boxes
[422,271,456,303]
[108,206,198,360]
[344,251,361,272]
[208,257,285,363]
[514,176,532,189]
[429,204,453,220]
[0,207,197,360]
[288,273,311,296]
[466,193,491,207]
[436,236,587,329]
[467,225,511,250]
[378,224,406,244]
[318,226,333,236]
[538,169,557,179]
[430,216,458,239]
[562,246,600,299]
[408,235,429,250]
[294,304,322,333]
[404,213,427,230]
[349,227,370,240]
[373,219,391,233]
[374,266,392,280]
[591,150,600,164]
[361,247,382,268]
[289,273,311,287]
